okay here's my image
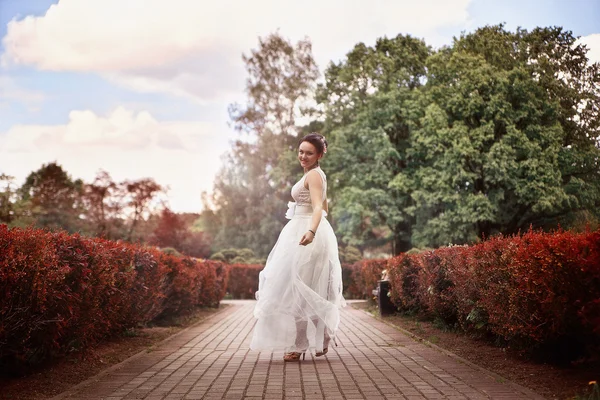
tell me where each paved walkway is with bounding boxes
[52,301,544,400]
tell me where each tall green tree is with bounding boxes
[0,174,16,224]
[18,162,83,232]
[210,32,319,256]
[317,35,431,253]
[393,26,600,247]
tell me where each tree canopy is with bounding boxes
[4,25,598,259]
[207,25,600,257]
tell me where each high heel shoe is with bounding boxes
[283,352,306,362]
[315,348,328,357]
[316,337,338,357]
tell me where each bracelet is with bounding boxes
[308,229,316,237]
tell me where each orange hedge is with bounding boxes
[0,225,227,368]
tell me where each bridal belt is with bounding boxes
[285,202,327,219]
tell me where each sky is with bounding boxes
[1,0,599,213]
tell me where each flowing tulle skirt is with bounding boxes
[250,210,346,353]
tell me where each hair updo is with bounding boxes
[299,133,328,155]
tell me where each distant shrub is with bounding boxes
[209,252,226,262]
[161,247,182,256]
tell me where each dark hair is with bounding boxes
[298,133,328,155]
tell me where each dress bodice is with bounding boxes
[291,167,327,206]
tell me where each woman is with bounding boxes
[250,133,346,361]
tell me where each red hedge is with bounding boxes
[341,262,364,299]
[384,228,600,360]
[0,225,226,367]
[223,263,376,300]
[360,259,388,299]
[226,264,262,299]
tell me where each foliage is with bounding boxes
[226,264,263,299]
[319,34,431,253]
[339,245,362,264]
[4,25,600,260]
[360,259,389,298]
[160,247,182,257]
[209,247,264,264]
[1,164,212,257]
[396,25,600,247]
[0,225,227,368]
[317,25,600,252]
[121,178,163,242]
[80,170,121,239]
[341,262,364,299]
[216,262,369,300]
[208,32,320,257]
[149,208,211,258]
[383,228,600,362]
[18,162,83,233]
[0,174,17,224]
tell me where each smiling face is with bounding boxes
[298,141,322,171]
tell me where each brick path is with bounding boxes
[52,300,544,400]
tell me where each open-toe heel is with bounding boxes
[315,348,328,357]
[316,334,335,357]
[283,352,306,362]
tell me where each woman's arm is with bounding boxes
[299,170,324,246]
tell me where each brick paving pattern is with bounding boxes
[52,300,544,400]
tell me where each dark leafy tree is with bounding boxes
[18,162,83,232]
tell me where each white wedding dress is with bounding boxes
[250,167,346,353]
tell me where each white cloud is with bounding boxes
[1,0,473,101]
[576,33,600,64]
[0,107,234,212]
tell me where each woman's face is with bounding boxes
[298,141,322,170]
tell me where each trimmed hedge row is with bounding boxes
[385,229,600,360]
[0,225,228,367]
[222,228,599,359]
[341,259,388,299]
[222,263,374,300]
[226,264,262,299]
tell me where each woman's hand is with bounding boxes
[299,231,315,246]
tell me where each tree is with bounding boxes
[149,208,188,249]
[318,35,431,253]
[210,32,319,256]
[178,231,211,259]
[229,31,320,137]
[316,34,430,129]
[0,174,16,224]
[394,26,600,247]
[121,178,163,242]
[18,162,83,232]
[339,245,362,264]
[80,170,120,238]
[454,25,600,229]
[319,26,599,251]
[210,25,600,253]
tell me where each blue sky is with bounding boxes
[468,0,599,37]
[0,0,598,212]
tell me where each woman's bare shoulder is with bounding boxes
[304,168,324,188]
